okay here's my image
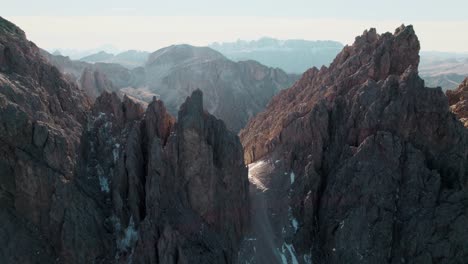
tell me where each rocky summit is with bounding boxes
[240,25,468,263]
[0,17,248,263]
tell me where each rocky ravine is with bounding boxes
[0,16,249,263]
[240,25,468,264]
[447,77,468,127]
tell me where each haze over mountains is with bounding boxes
[80,50,150,69]
[1,14,468,264]
[43,44,297,132]
[419,51,468,90]
[210,38,344,73]
[63,37,468,92]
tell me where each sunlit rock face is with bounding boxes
[0,16,249,263]
[240,25,468,263]
[447,77,468,127]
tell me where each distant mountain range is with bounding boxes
[54,39,468,92]
[210,37,344,74]
[419,51,468,91]
[43,44,298,132]
[79,50,150,68]
[50,44,121,60]
[44,39,468,127]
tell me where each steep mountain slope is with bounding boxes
[210,37,344,74]
[0,16,248,263]
[447,77,468,127]
[240,25,468,264]
[0,16,92,263]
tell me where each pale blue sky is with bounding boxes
[4,0,468,20]
[4,1,468,52]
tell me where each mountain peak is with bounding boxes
[178,89,205,132]
[333,24,420,81]
[146,44,225,67]
[241,25,421,164]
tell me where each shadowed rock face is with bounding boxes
[0,17,249,263]
[79,90,249,263]
[0,16,93,263]
[240,25,468,264]
[447,77,468,127]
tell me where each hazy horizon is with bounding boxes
[5,16,468,55]
[4,0,468,54]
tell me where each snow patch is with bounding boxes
[248,160,268,191]
[97,112,106,120]
[290,172,295,184]
[96,164,110,193]
[117,216,139,252]
[288,206,299,232]
[99,175,110,193]
[113,143,120,162]
[278,242,299,264]
[291,217,299,232]
[339,220,345,229]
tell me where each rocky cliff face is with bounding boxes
[0,16,92,263]
[447,77,468,127]
[240,25,468,263]
[78,90,249,263]
[0,17,248,263]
